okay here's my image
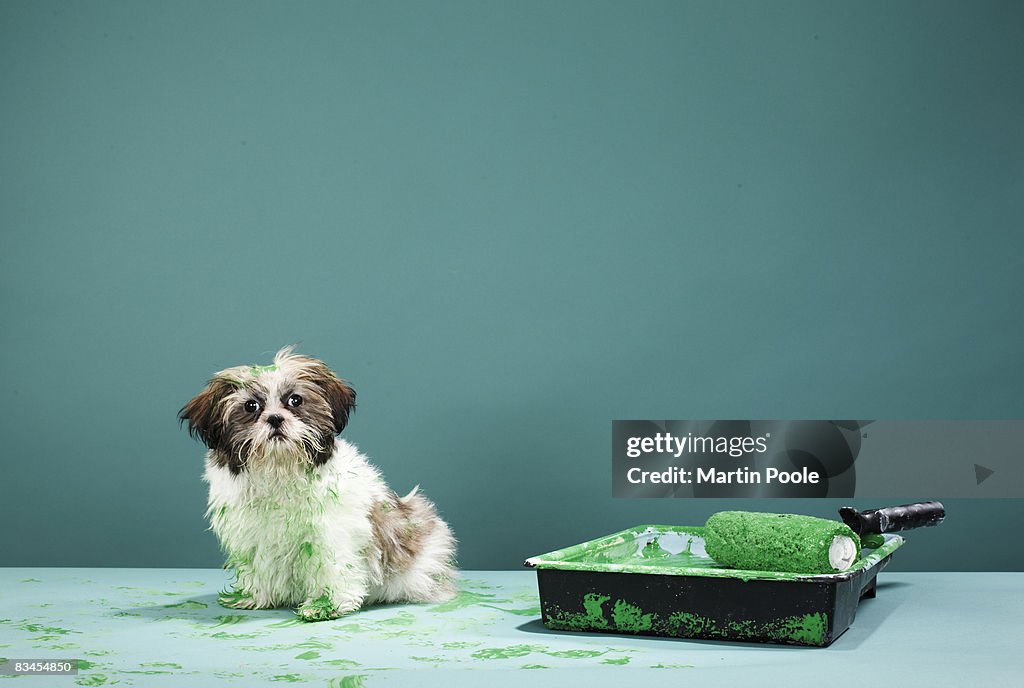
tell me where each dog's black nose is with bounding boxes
[267,414,284,429]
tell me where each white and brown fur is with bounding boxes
[179,347,457,621]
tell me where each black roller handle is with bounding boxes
[838,501,945,536]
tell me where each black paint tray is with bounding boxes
[524,525,903,647]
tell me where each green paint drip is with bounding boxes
[611,600,654,632]
[547,595,830,645]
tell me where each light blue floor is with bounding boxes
[0,569,1020,687]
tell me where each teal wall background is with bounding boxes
[2,0,1022,571]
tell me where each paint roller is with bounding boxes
[704,501,945,574]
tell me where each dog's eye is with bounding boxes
[287,394,303,408]
[244,399,261,414]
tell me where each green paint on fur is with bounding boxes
[218,587,253,609]
[296,595,340,622]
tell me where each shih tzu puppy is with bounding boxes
[179,347,457,621]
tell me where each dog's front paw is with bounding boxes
[218,587,257,609]
[296,594,352,622]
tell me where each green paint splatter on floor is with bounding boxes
[294,650,320,660]
[375,612,416,626]
[651,663,695,668]
[140,662,183,670]
[75,675,113,686]
[409,656,450,663]
[480,604,541,616]
[207,630,266,639]
[521,664,548,669]
[472,644,548,660]
[440,641,480,649]
[266,618,304,628]
[163,600,207,609]
[213,614,252,626]
[602,656,631,665]
[271,674,305,682]
[327,676,367,688]
[322,659,361,669]
[15,621,78,636]
[19,578,43,583]
[431,590,501,612]
[544,649,605,659]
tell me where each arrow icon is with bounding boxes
[974,464,995,485]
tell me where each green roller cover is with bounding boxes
[704,511,861,574]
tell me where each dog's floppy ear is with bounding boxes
[306,362,356,434]
[179,377,237,449]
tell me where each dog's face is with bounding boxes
[179,348,356,473]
